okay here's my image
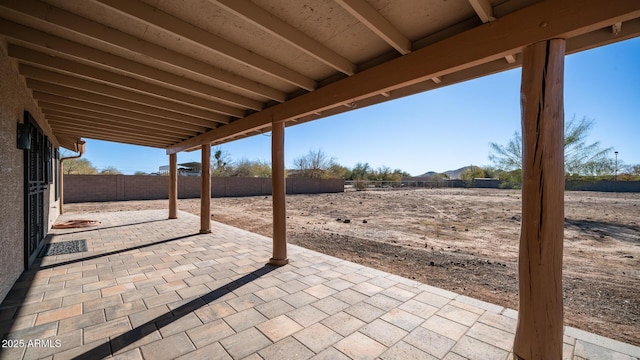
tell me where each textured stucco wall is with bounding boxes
[0,42,59,303]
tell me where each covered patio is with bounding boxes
[2,0,640,358]
[1,210,638,359]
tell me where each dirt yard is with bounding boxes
[65,188,640,346]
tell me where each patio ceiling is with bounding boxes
[0,0,639,152]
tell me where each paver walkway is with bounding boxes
[1,210,638,359]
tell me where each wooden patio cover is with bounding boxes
[1,0,639,358]
[0,0,636,151]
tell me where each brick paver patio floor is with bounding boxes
[1,210,638,359]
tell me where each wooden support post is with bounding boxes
[169,153,178,219]
[514,39,566,360]
[59,161,64,215]
[200,144,212,233]
[269,121,288,266]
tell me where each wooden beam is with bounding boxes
[431,76,442,84]
[169,153,178,219]
[612,22,622,34]
[169,0,640,154]
[505,54,517,64]
[35,97,209,133]
[513,39,566,360]
[200,144,212,234]
[468,0,495,22]
[0,0,286,101]
[11,48,239,120]
[214,0,355,76]
[96,0,316,91]
[0,18,264,110]
[40,105,197,136]
[336,0,411,55]
[269,121,288,266]
[27,81,220,129]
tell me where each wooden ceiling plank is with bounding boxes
[214,0,356,76]
[11,46,238,120]
[52,127,171,147]
[0,19,263,110]
[27,81,220,129]
[56,134,169,149]
[43,109,192,138]
[96,0,316,91]
[19,64,232,125]
[48,118,180,142]
[335,0,411,55]
[51,126,173,145]
[168,0,640,154]
[0,0,286,101]
[468,0,495,23]
[34,94,209,133]
[39,103,196,136]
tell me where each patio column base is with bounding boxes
[200,229,212,234]
[268,258,289,266]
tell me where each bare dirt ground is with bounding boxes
[65,188,640,346]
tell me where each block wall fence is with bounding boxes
[63,175,344,203]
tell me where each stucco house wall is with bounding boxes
[0,41,60,303]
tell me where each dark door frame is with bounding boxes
[23,111,49,268]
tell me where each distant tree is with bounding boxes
[134,171,147,175]
[394,169,412,178]
[100,166,122,175]
[489,115,613,176]
[232,159,271,177]
[370,166,410,182]
[292,149,334,179]
[327,163,350,179]
[460,166,487,180]
[63,158,98,174]
[489,132,522,171]
[350,162,371,180]
[631,164,640,176]
[212,147,233,176]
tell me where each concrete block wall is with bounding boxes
[566,180,640,192]
[63,175,344,202]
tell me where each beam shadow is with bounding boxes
[71,265,278,359]
[51,218,169,236]
[37,233,201,270]
[565,218,640,244]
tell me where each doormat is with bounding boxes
[52,220,100,229]
[40,240,87,257]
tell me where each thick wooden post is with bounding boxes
[169,153,178,219]
[200,144,212,234]
[514,39,565,360]
[269,121,288,266]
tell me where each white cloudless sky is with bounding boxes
[81,37,640,176]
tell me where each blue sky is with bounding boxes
[79,37,640,176]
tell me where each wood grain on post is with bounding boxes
[168,152,178,219]
[269,121,288,266]
[514,39,566,360]
[200,144,212,233]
